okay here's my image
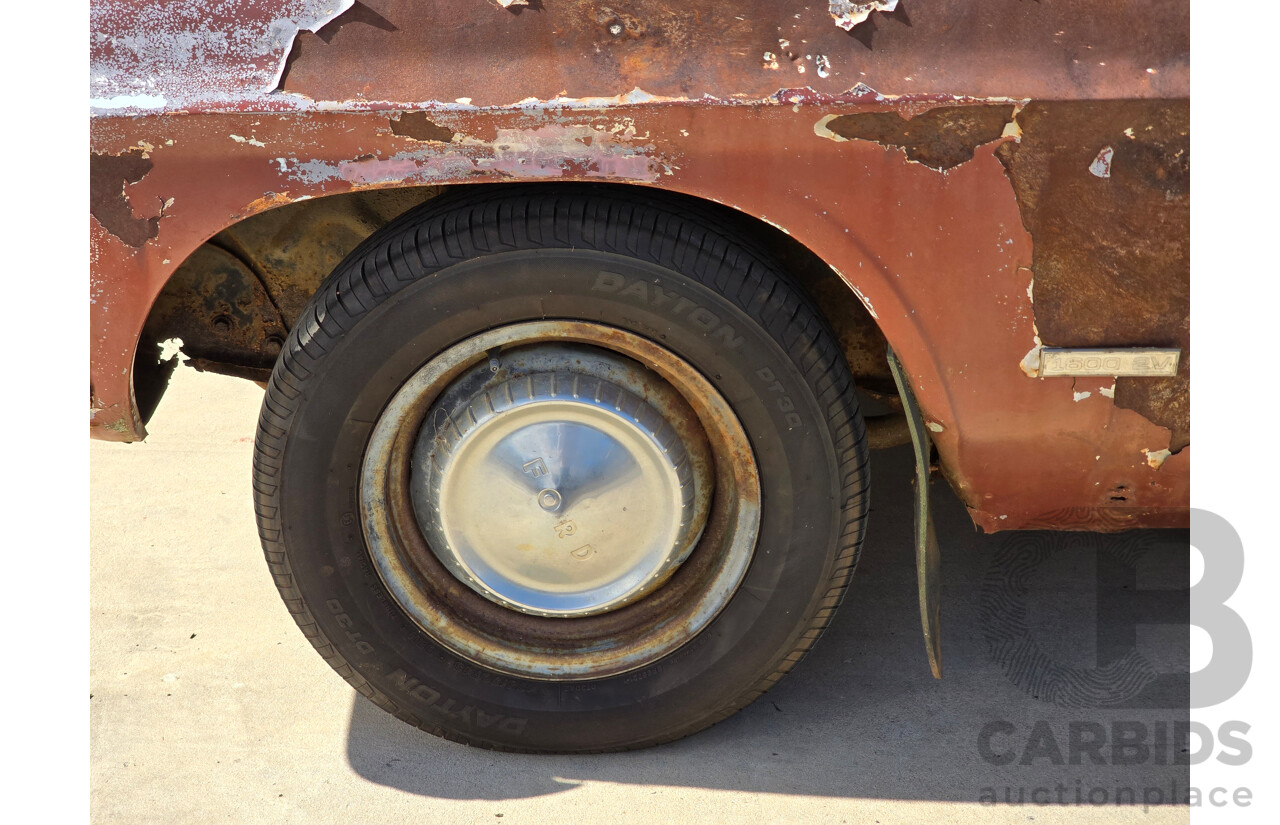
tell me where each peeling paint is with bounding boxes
[90,2,1191,529]
[243,191,299,215]
[1143,448,1172,469]
[1020,338,1043,378]
[1100,383,1116,399]
[90,149,162,248]
[390,112,457,143]
[821,105,1016,171]
[844,285,875,319]
[1073,390,1091,402]
[926,421,944,433]
[91,1,1189,116]
[828,0,898,31]
[90,0,355,113]
[287,123,661,187]
[813,113,849,142]
[997,101,1189,447]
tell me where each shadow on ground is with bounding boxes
[344,445,1190,803]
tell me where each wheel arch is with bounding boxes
[135,180,901,431]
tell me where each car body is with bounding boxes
[90,0,1189,533]
[90,0,1190,751]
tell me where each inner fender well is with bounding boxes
[137,182,890,427]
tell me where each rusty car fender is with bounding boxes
[89,0,1190,532]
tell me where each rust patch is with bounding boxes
[208,187,441,329]
[241,191,297,217]
[140,244,287,383]
[824,105,1014,170]
[277,2,395,92]
[90,150,160,247]
[390,112,457,143]
[996,101,1189,450]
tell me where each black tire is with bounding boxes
[253,185,869,752]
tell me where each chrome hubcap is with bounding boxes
[360,321,758,680]
[410,347,707,617]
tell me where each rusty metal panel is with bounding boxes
[91,1,1188,113]
[89,0,1190,533]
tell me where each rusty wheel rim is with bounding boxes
[360,321,760,680]
[409,343,714,617]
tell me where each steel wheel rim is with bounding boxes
[409,343,712,617]
[361,321,760,680]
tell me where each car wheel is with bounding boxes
[253,185,869,752]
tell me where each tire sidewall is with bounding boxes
[275,247,843,750]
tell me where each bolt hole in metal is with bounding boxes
[361,322,760,679]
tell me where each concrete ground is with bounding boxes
[91,364,1191,824]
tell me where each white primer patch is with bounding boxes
[1089,146,1114,178]
[89,93,167,111]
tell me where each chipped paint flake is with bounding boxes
[825,264,876,318]
[815,55,832,79]
[1073,390,1092,402]
[230,134,267,147]
[926,421,944,433]
[849,283,878,319]
[762,52,779,70]
[1099,383,1116,399]
[1020,337,1043,378]
[1089,146,1114,178]
[828,0,898,31]
[1143,448,1172,469]
[845,82,884,100]
[813,114,848,142]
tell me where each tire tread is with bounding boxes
[253,184,870,753]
